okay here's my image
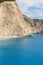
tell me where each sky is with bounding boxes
[16,0,43,19]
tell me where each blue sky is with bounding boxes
[16,0,43,19]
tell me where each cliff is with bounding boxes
[23,15,43,34]
[0,1,43,39]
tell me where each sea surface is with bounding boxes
[0,34,43,65]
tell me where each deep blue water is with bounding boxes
[0,34,43,65]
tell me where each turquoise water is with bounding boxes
[0,34,43,65]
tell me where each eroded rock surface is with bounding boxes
[23,15,43,34]
[0,1,43,39]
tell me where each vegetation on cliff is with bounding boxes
[0,0,15,3]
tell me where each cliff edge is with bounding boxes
[0,1,43,39]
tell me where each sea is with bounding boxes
[0,34,43,65]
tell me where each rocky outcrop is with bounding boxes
[23,15,43,34]
[0,1,43,39]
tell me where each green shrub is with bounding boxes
[0,0,15,3]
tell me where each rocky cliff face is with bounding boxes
[23,15,43,34]
[0,1,43,39]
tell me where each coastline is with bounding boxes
[0,34,32,46]
[0,33,43,41]
[0,34,32,40]
[0,33,43,46]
